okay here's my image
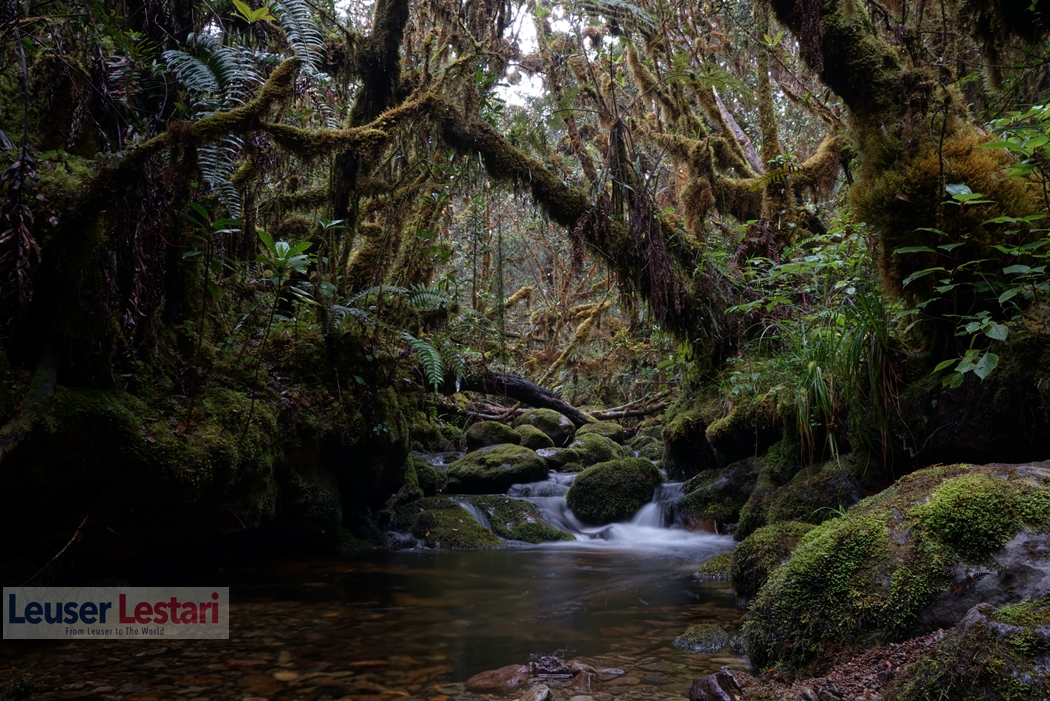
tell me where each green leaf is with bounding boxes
[902,267,946,286]
[1003,264,1032,275]
[945,183,972,196]
[942,372,965,389]
[974,352,999,380]
[933,358,957,372]
[977,140,1012,149]
[937,243,965,251]
[999,288,1021,304]
[894,246,936,254]
[258,229,276,254]
[984,324,1009,341]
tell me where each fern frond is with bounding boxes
[403,333,445,391]
[274,0,325,69]
[329,304,374,331]
[347,285,409,306]
[439,341,466,393]
[406,283,451,309]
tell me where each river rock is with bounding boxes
[446,444,548,494]
[566,458,662,524]
[465,664,530,694]
[688,668,754,701]
[663,403,719,478]
[394,497,502,549]
[576,421,626,444]
[672,624,731,653]
[517,423,556,450]
[889,598,1050,700]
[743,461,1050,672]
[513,408,576,446]
[677,457,761,530]
[521,684,553,701]
[465,421,522,451]
[568,433,625,466]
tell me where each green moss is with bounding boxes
[741,463,1050,673]
[575,420,626,444]
[764,470,862,525]
[446,444,548,494]
[695,551,734,580]
[995,596,1050,627]
[566,458,662,525]
[672,624,731,653]
[731,521,815,601]
[512,408,576,445]
[395,497,502,549]
[889,600,1050,701]
[705,403,779,463]
[568,432,625,466]
[516,423,555,450]
[466,496,574,542]
[465,420,521,451]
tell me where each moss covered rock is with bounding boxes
[466,496,574,543]
[576,420,626,444]
[705,403,781,464]
[516,423,555,450]
[677,457,761,530]
[406,456,441,496]
[569,432,625,465]
[394,497,503,549]
[446,444,548,494]
[889,598,1050,701]
[672,624,732,653]
[662,402,719,479]
[742,462,1050,673]
[465,420,522,451]
[566,457,662,525]
[695,551,734,580]
[513,408,576,446]
[731,521,815,601]
[764,470,863,525]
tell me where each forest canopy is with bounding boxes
[1,0,1049,487]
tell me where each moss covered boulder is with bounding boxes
[513,408,576,446]
[662,402,719,479]
[405,456,442,496]
[705,403,781,464]
[570,432,625,465]
[764,469,863,525]
[742,462,1050,673]
[465,420,522,451]
[889,598,1050,701]
[566,457,662,524]
[731,521,815,601]
[735,439,802,539]
[576,420,626,444]
[516,423,555,450]
[677,457,761,531]
[393,497,502,549]
[446,444,548,494]
[627,434,665,461]
[466,496,574,543]
[695,551,734,580]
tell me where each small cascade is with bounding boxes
[456,500,492,530]
[411,451,463,468]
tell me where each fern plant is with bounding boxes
[402,332,466,392]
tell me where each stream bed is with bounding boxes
[1,477,747,700]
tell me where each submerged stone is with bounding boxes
[673,624,732,653]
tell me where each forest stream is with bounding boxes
[0,472,744,701]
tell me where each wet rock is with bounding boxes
[566,458,662,525]
[694,551,733,580]
[688,667,752,701]
[576,421,626,445]
[465,664,530,694]
[513,409,576,446]
[677,458,761,531]
[530,656,573,676]
[467,497,574,543]
[663,403,719,479]
[571,671,600,691]
[393,497,502,549]
[521,684,553,701]
[517,424,556,450]
[765,470,863,525]
[596,668,625,681]
[672,624,731,653]
[569,433,626,466]
[446,444,549,494]
[465,421,522,451]
[705,404,781,464]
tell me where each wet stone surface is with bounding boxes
[0,547,744,701]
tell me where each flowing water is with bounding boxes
[0,473,745,701]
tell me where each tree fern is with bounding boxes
[403,332,445,391]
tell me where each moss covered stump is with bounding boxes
[566,457,662,525]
